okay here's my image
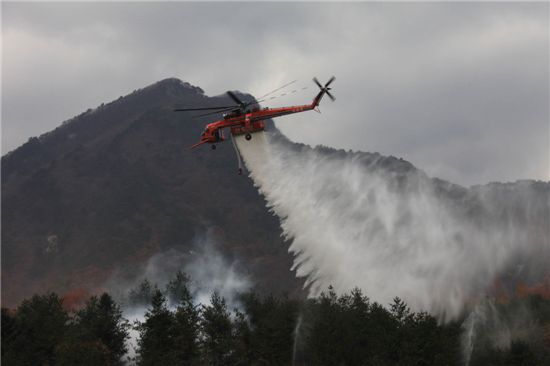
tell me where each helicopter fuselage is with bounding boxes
[194,93,325,148]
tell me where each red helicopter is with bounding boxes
[174,77,335,149]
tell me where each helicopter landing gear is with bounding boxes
[211,144,217,150]
[245,133,252,141]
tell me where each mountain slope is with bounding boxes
[3,78,548,309]
[2,78,302,307]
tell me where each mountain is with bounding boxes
[1,78,303,307]
[2,78,548,308]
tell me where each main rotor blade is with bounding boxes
[195,107,237,117]
[249,86,306,107]
[326,91,336,102]
[257,80,297,100]
[226,91,245,106]
[174,106,237,112]
[242,98,267,108]
[313,77,323,89]
[325,76,336,87]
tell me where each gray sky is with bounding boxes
[2,2,548,186]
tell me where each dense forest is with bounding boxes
[2,271,549,366]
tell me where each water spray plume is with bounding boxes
[235,130,549,322]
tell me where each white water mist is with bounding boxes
[235,130,549,321]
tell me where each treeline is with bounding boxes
[2,271,549,365]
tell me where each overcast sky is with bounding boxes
[2,2,548,186]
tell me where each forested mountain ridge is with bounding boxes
[2,78,548,310]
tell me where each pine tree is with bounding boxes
[72,293,129,365]
[343,288,372,365]
[241,292,299,365]
[389,296,413,363]
[136,290,177,366]
[232,309,253,365]
[389,297,412,325]
[304,286,346,366]
[200,291,234,366]
[1,308,18,364]
[166,270,192,306]
[6,293,69,366]
[128,279,156,307]
[169,271,200,364]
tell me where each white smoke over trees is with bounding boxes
[103,231,252,363]
[105,230,252,309]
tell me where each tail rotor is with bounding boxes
[313,76,336,101]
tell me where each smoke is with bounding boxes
[105,230,251,308]
[235,129,549,322]
[183,237,252,307]
[123,306,147,362]
[104,230,251,364]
